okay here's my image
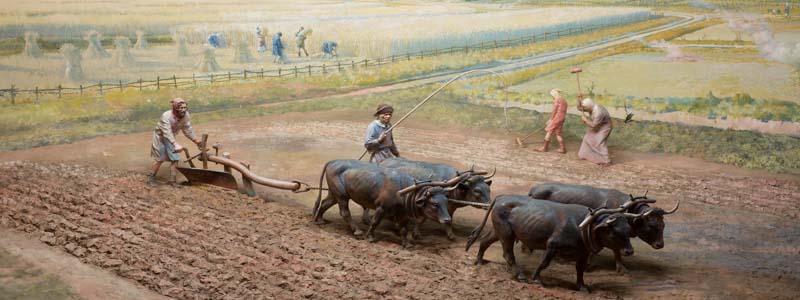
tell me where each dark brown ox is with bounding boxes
[466,195,644,292]
[528,182,679,273]
[379,157,494,239]
[313,159,466,247]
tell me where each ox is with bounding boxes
[466,195,646,292]
[528,182,679,273]
[378,158,494,239]
[313,159,465,247]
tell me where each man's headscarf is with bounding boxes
[171,98,187,119]
[374,104,394,116]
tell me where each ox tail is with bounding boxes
[466,195,499,251]
[312,161,333,220]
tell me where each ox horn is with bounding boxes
[643,190,649,198]
[622,212,646,219]
[620,197,656,210]
[398,173,469,195]
[579,205,627,229]
[664,199,680,215]
[484,167,497,180]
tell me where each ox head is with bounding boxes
[622,192,680,249]
[398,173,468,225]
[580,206,646,256]
[456,167,495,204]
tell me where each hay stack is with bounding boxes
[23,32,43,58]
[112,36,135,67]
[232,39,253,63]
[176,34,190,57]
[196,47,221,73]
[60,43,83,81]
[134,30,149,49]
[84,30,110,58]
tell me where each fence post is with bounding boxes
[322,63,326,74]
[243,70,247,80]
[420,51,424,59]
[260,68,264,78]
[10,85,14,105]
[192,74,196,87]
[337,61,341,71]
[351,60,355,69]
[308,65,312,76]
[79,85,83,95]
[295,66,299,77]
[227,71,231,82]
[156,76,160,90]
[58,84,62,98]
[544,32,548,41]
[434,48,438,56]
[407,53,410,61]
[119,80,123,92]
[138,78,143,91]
[210,74,214,84]
[364,59,368,67]
[464,46,468,54]
[99,81,103,94]
[279,67,282,77]
[34,86,39,103]
[173,75,177,88]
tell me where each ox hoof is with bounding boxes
[367,235,378,243]
[514,273,528,282]
[474,258,488,265]
[353,229,364,237]
[577,285,591,293]
[616,266,628,275]
[446,232,456,241]
[314,219,328,225]
[532,278,544,286]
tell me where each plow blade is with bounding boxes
[177,167,238,190]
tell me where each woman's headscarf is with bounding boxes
[171,98,187,119]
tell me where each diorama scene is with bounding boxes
[1,0,798,299]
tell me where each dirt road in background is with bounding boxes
[1,110,798,299]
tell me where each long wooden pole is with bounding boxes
[358,69,508,161]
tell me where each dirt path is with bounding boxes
[0,229,167,300]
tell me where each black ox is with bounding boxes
[466,195,648,292]
[313,159,466,247]
[528,182,679,273]
[377,157,494,239]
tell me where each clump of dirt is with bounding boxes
[0,161,583,299]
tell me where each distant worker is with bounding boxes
[786,2,791,18]
[148,98,202,187]
[207,33,222,48]
[272,32,285,64]
[577,98,613,167]
[256,26,267,53]
[295,26,312,57]
[364,104,400,164]
[534,88,568,154]
[322,41,338,59]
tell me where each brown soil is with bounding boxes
[1,109,799,299]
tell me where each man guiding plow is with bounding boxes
[147,98,202,187]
